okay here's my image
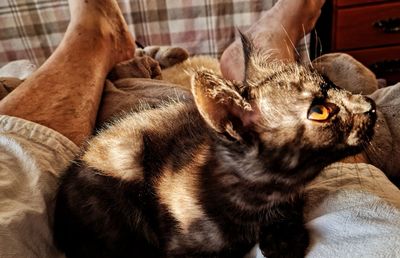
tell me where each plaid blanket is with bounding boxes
[0,0,309,67]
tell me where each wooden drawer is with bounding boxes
[346,45,400,85]
[334,1,400,50]
[335,0,387,8]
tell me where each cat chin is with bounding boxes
[344,131,375,151]
[346,122,376,147]
[346,132,365,146]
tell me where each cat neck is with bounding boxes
[199,141,305,225]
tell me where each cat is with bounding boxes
[53,34,377,258]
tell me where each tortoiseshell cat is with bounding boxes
[54,35,376,258]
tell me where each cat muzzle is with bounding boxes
[346,97,377,146]
[363,96,377,116]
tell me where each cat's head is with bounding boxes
[191,34,376,180]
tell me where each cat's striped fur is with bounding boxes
[54,35,376,258]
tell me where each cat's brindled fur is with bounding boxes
[54,35,376,258]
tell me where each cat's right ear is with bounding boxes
[191,69,256,142]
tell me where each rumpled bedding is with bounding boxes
[0,115,77,258]
[1,1,399,257]
[2,117,400,258]
[1,59,400,258]
[304,163,400,257]
[256,163,400,258]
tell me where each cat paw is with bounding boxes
[140,46,190,68]
[259,223,309,258]
[109,55,162,80]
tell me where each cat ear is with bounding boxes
[191,69,254,141]
[239,32,271,87]
[240,31,254,81]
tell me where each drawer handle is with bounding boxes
[373,18,400,33]
[369,59,400,75]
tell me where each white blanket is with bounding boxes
[255,163,400,258]
[0,116,77,258]
[305,163,400,257]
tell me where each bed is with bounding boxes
[1,1,400,257]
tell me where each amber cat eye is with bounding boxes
[308,104,330,121]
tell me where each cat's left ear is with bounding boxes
[191,69,255,141]
[239,32,273,88]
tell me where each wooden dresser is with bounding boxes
[315,0,400,85]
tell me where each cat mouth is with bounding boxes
[346,107,377,147]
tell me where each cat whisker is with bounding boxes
[302,24,313,68]
[285,42,293,61]
[314,30,323,59]
[318,37,323,57]
[313,30,318,60]
[280,24,300,59]
[359,143,386,194]
[311,29,323,69]
[362,141,386,171]
[365,140,381,157]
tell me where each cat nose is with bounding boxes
[363,97,376,116]
[347,95,376,115]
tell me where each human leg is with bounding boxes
[0,0,135,146]
[220,0,325,81]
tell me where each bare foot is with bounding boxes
[220,0,325,81]
[271,0,325,46]
[0,0,136,146]
[65,0,135,71]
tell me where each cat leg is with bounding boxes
[220,0,325,81]
[259,200,309,258]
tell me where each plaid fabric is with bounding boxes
[0,0,309,67]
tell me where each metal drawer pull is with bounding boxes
[373,18,400,33]
[369,59,400,75]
